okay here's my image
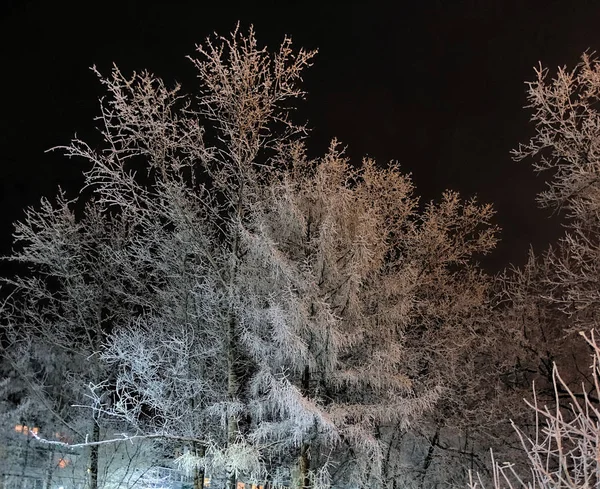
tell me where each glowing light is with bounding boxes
[14,424,39,435]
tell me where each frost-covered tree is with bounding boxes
[512,53,600,324]
[3,26,501,489]
[462,52,600,489]
[54,26,319,489]
[458,251,590,489]
[491,250,593,403]
[246,144,499,488]
[0,193,156,489]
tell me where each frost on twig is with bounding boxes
[468,330,600,489]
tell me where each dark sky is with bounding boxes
[2,0,600,272]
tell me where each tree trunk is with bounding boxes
[226,314,239,489]
[223,193,245,489]
[89,421,100,489]
[193,444,206,489]
[419,427,439,489]
[193,466,205,489]
[298,443,310,489]
[381,421,403,488]
[20,434,31,489]
[44,449,55,489]
[298,366,310,489]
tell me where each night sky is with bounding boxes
[2,1,600,273]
